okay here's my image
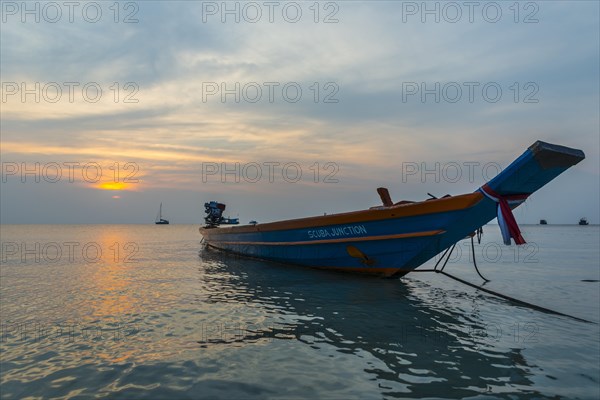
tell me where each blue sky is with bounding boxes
[1,1,598,224]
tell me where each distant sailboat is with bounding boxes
[155,202,169,225]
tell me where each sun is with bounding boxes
[97,182,129,191]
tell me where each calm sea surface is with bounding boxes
[1,224,598,399]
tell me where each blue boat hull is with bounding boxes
[200,141,584,277]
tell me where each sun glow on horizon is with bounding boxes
[97,182,129,191]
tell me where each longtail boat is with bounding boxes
[199,141,584,277]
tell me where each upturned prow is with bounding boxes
[480,141,585,197]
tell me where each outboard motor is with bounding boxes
[204,201,225,227]
[204,201,239,227]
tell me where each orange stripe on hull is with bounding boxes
[209,229,445,246]
[201,192,483,235]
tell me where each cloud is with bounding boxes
[1,1,598,223]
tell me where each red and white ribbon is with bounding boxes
[480,184,528,245]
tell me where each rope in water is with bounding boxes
[435,270,594,324]
[413,232,596,324]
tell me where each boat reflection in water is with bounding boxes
[197,248,545,398]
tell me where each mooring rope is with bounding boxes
[470,235,490,282]
[425,236,596,324]
[436,270,594,324]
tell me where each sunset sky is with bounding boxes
[1,1,598,224]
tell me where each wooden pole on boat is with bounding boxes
[377,187,394,207]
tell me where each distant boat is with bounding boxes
[200,141,585,277]
[540,219,548,225]
[579,218,589,226]
[155,202,169,225]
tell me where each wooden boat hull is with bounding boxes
[200,141,584,277]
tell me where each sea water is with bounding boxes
[1,224,598,399]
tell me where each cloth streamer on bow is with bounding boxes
[480,184,528,245]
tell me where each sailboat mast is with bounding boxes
[155,202,169,224]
